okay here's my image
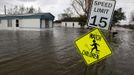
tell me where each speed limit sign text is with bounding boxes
[88,0,116,30]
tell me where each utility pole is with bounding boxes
[4,5,6,15]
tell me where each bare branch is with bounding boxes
[72,1,81,16]
[71,0,92,16]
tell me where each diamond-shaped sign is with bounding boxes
[74,28,112,65]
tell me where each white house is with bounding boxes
[0,13,55,30]
[61,17,80,28]
[61,21,80,28]
[54,17,81,28]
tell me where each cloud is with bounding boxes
[36,0,58,6]
[0,0,71,19]
[18,0,37,2]
[115,0,134,24]
[0,0,133,22]
[33,0,71,19]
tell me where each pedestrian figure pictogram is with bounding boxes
[74,28,112,65]
[91,39,100,53]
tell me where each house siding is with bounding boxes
[49,20,53,28]
[41,19,46,28]
[61,22,80,28]
[0,20,7,29]
[20,19,40,28]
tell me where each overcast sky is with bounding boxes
[0,0,134,24]
[0,0,71,20]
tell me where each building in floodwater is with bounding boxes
[54,17,81,28]
[61,17,80,28]
[0,13,55,30]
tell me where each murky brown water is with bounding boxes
[0,27,133,75]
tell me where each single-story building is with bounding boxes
[54,17,87,28]
[0,13,55,30]
[61,17,80,28]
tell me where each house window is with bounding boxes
[16,19,19,27]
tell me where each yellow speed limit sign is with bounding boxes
[74,28,112,65]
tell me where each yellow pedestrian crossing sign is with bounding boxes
[74,28,112,65]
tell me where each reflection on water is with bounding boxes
[0,27,133,75]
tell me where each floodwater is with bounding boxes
[0,27,133,75]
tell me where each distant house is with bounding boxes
[54,17,82,28]
[0,13,55,30]
[61,17,80,28]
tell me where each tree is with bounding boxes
[71,0,92,27]
[64,7,73,17]
[19,5,25,14]
[27,6,35,13]
[7,5,42,15]
[14,5,19,14]
[78,15,87,28]
[70,1,125,28]
[38,7,41,13]
[112,8,126,25]
[129,10,134,23]
[71,0,92,16]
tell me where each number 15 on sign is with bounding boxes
[88,0,116,30]
[90,16,108,28]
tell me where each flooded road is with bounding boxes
[0,27,133,75]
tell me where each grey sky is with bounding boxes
[0,0,71,20]
[0,0,134,23]
[116,0,134,24]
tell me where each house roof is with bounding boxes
[0,13,55,20]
